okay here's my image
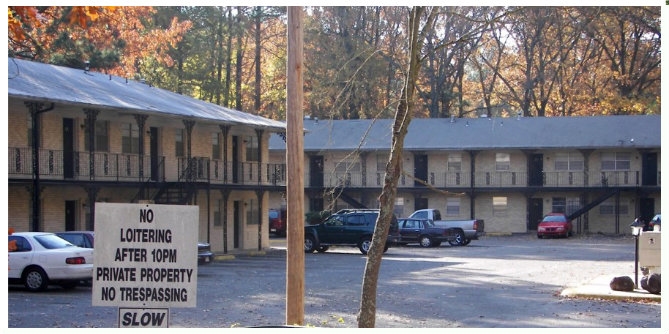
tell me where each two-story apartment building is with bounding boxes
[268,116,661,235]
[7,57,287,252]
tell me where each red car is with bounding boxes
[537,213,573,238]
[269,208,286,237]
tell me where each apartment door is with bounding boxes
[639,198,655,223]
[63,118,75,178]
[65,200,76,231]
[529,154,543,186]
[232,136,239,183]
[309,156,324,187]
[641,153,658,186]
[528,198,543,231]
[414,198,428,211]
[414,154,428,187]
[149,127,159,181]
[233,201,241,248]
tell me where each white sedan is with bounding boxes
[8,232,94,291]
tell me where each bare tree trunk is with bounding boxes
[357,6,431,328]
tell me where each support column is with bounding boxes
[134,114,148,180]
[85,186,99,230]
[183,120,196,182]
[83,108,99,180]
[220,189,230,254]
[220,125,230,183]
[256,128,264,184]
[256,190,265,251]
[26,101,54,231]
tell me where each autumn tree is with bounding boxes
[8,6,191,78]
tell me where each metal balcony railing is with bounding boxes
[9,147,659,189]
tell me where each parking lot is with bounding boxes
[6,234,662,328]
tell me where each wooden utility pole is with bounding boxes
[285,6,305,326]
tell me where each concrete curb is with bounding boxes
[560,275,661,302]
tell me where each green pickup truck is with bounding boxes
[304,209,401,254]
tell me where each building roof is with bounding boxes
[269,115,661,152]
[7,57,286,132]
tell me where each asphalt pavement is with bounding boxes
[7,233,663,329]
[253,235,663,304]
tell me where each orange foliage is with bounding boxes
[8,6,191,77]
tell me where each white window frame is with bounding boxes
[445,197,460,216]
[447,154,462,172]
[554,152,584,171]
[599,198,629,215]
[495,153,510,171]
[493,196,507,216]
[601,152,631,171]
[120,122,138,154]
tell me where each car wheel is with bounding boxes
[419,236,433,248]
[383,244,389,253]
[317,246,329,253]
[537,234,543,239]
[304,235,318,253]
[449,230,465,246]
[461,239,471,246]
[23,267,49,292]
[358,239,372,255]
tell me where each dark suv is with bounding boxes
[304,209,401,254]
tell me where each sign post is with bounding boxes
[93,203,199,328]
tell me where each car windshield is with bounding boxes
[424,220,435,227]
[34,234,76,249]
[543,215,566,222]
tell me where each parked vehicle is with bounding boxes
[8,232,94,291]
[649,214,661,231]
[55,231,95,248]
[397,218,457,247]
[408,209,484,246]
[269,208,287,237]
[304,209,401,254]
[537,213,573,238]
[198,242,214,264]
[55,230,214,265]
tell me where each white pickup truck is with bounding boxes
[408,209,485,246]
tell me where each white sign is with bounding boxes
[118,308,169,328]
[93,203,198,308]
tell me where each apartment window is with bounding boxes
[554,152,584,171]
[566,197,581,216]
[445,197,460,216]
[212,132,221,160]
[121,123,139,154]
[245,135,259,162]
[377,154,388,171]
[552,197,566,213]
[599,198,629,215]
[214,199,223,226]
[447,154,462,171]
[335,160,361,173]
[175,129,185,157]
[246,199,258,225]
[492,196,507,216]
[601,152,630,171]
[394,197,404,217]
[84,121,110,152]
[495,153,510,171]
